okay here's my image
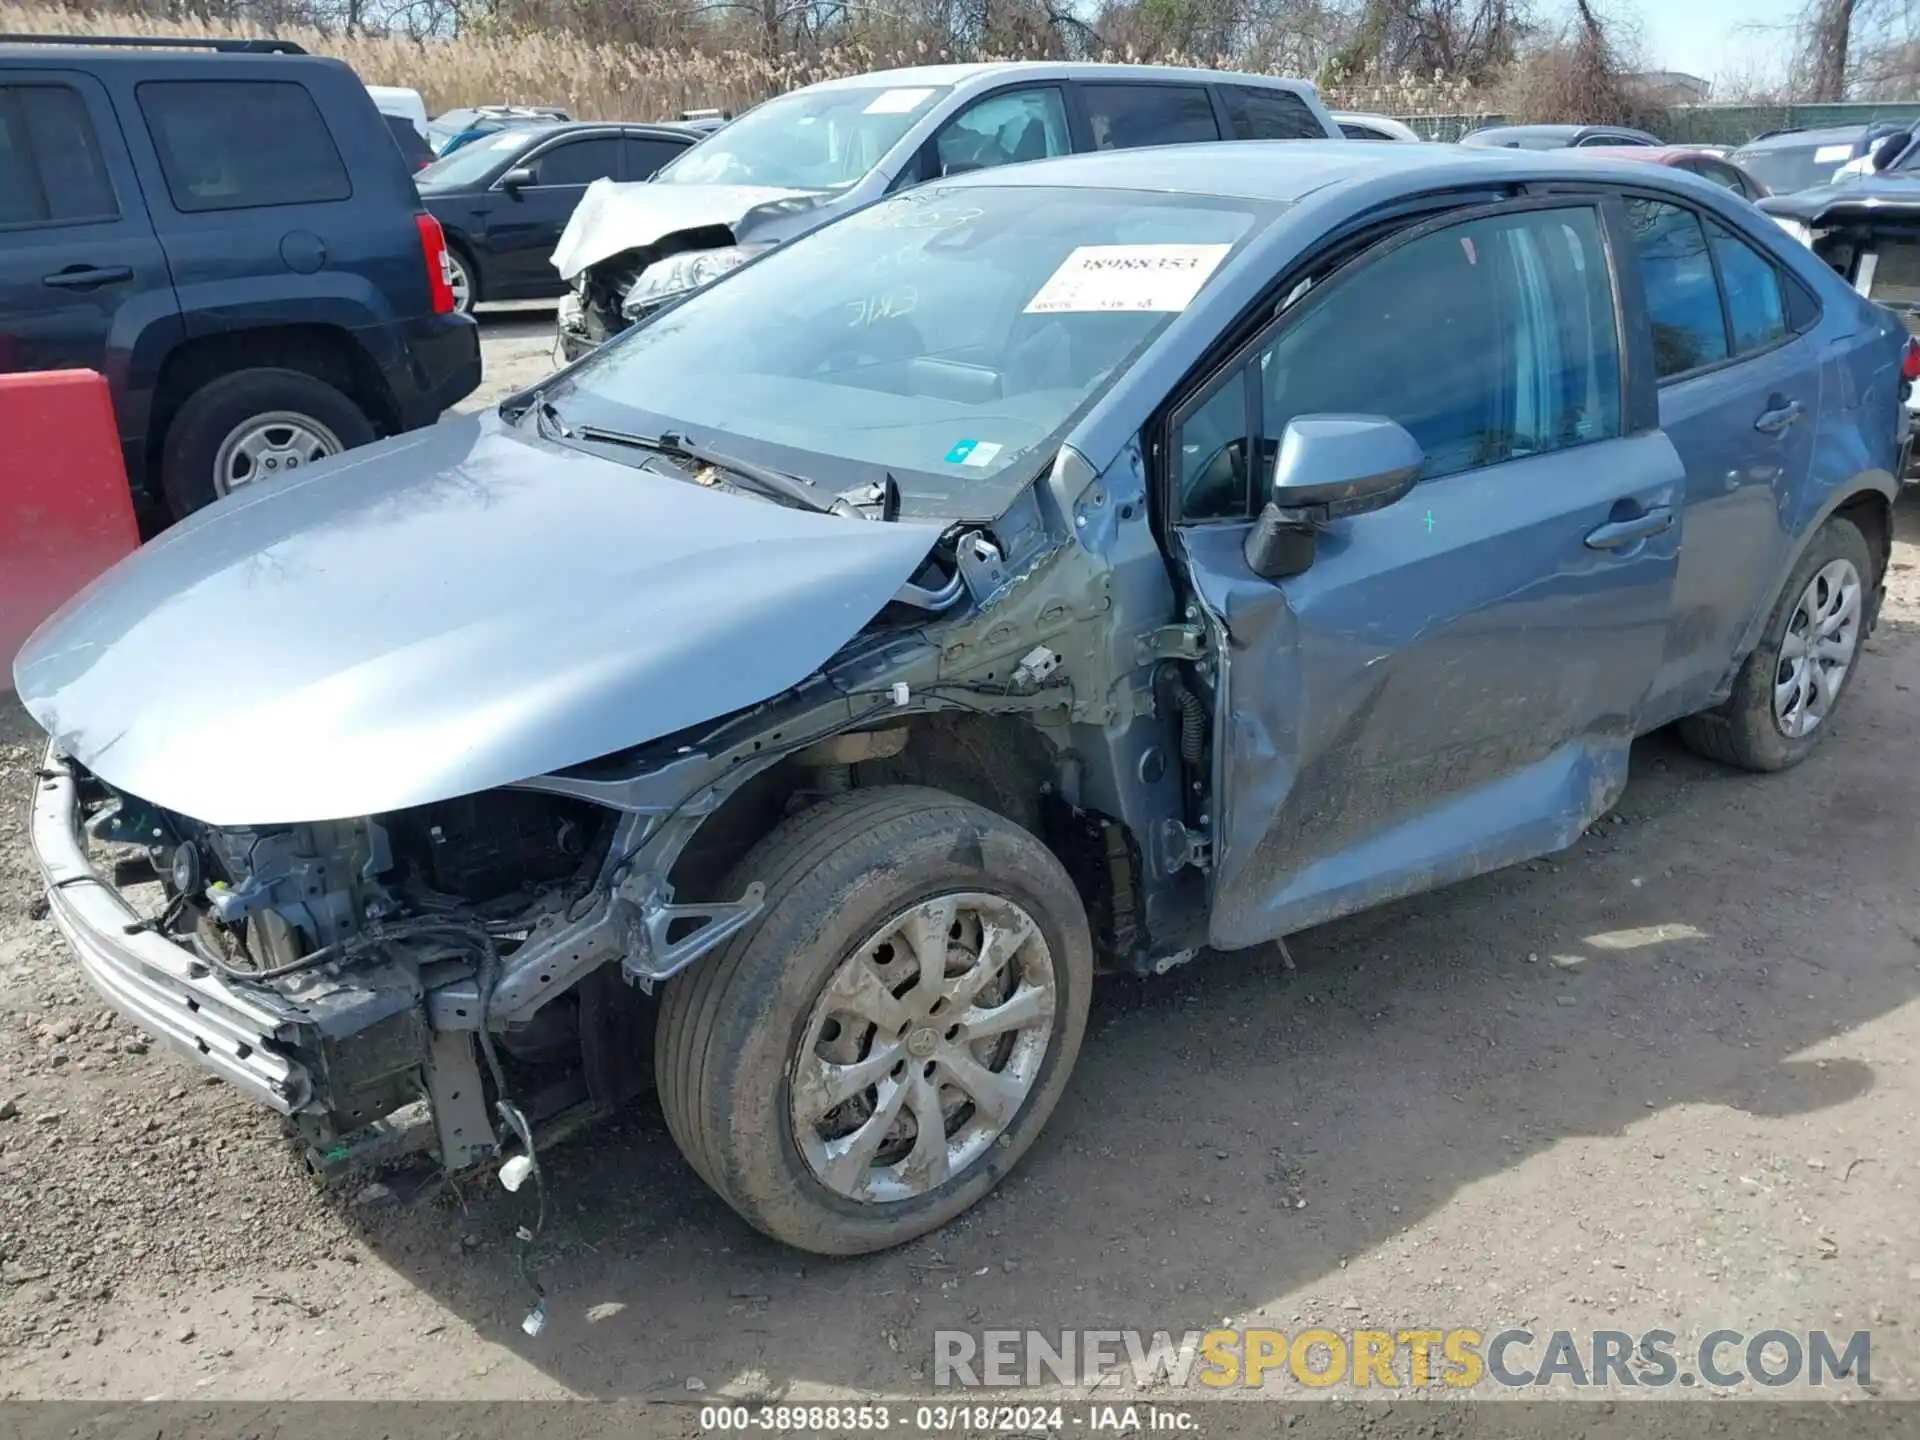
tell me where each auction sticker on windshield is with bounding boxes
[1025,244,1232,314]
[865,87,937,114]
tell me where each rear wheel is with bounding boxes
[1678,517,1874,771]
[160,367,374,519]
[655,786,1093,1254]
[446,245,478,314]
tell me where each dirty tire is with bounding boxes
[1678,517,1875,772]
[654,785,1094,1255]
[160,367,374,519]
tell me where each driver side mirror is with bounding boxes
[1872,133,1908,172]
[500,165,536,192]
[1243,415,1424,580]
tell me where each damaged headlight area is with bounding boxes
[33,762,662,1176]
[621,242,774,318]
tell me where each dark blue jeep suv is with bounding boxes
[0,35,481,521]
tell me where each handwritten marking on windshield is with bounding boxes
[848,288,918,327]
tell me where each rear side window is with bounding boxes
[531,136,619,185]
[1223,87,1324,140]
[1081,84,1219,151]
[1623,198,1728,378]
[0,84,117,227]
[622,136,686,179]
[1707,221,1788,353]
[139,81,350,212]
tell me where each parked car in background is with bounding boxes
[20,141,1902,1258]
[1730,122,1912,195]
[1331,110,1422,141]
[427,103,570,156]
[0,34,479,521]
[1568,145,1769,201]
[417,120,701,312]
[1460,122,1663,149]
[1761,176,1920,471]
[552,60,1345,359]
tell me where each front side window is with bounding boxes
[657,84,951,191]
[1179,205,1622,520]
[560,185,1272,519]
[1082,84,1219,151]
[934,88,1070,177]
[531,137,619,186]
[139,81,350,212]
[1624,198,1728,379]
[1224,87,1324,140]
[1708,220,1789,353]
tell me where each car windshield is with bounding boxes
[1734,138,1859,194]
[554,184,1273,519]
[416,130,529,189]
[655,84,953,191]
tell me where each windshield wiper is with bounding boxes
[554,415,857,518]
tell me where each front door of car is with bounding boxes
[489,134,619,290]
[1168,199,1686,949]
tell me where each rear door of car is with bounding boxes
[0,69,178,445]
[486,130,620,291]
[1169,196,1684,946]
[1606,193,1821,725]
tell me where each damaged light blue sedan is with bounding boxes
[18,141,1904,1255]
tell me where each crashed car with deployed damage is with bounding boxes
[20,141,1903,1256]
[549,60,1342,360]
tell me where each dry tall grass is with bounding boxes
[2,3,1492,120]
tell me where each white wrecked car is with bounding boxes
[549,60,1342,359]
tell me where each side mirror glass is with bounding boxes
[500,166,536,191]
[1244,415,1424,580]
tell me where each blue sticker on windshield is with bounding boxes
[944,439,1003,468]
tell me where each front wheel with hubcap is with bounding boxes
[1678,515,1875,771]
[655,786,1094,1254]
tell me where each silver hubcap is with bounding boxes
[448,253,473,312]
[1773,558,1862,738]
[790,892,1056,1204]
[213,412,341,495]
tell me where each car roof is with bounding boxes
[802,60,1323,93]
[1735,125,1864,151]
[1760,174,1920,222]
[1569,145,1719,162]
[930,137,1749,205]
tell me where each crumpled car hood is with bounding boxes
[551,177,815,281]
[1761,177,1920,225]
[13,413,941,826]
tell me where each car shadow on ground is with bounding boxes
[339,495,1920,1398]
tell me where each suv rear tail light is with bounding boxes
[416,212,456,315]
[1903,336,1920,382]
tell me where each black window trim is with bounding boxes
[0,80,121,233]
[616,127,693,182]
[1161,191,1632,528]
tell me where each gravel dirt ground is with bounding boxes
[3,317,1919,1406]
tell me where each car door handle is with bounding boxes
[42,265,133,291]
[1754,400,1806,434]
[1585,506,1674,550]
